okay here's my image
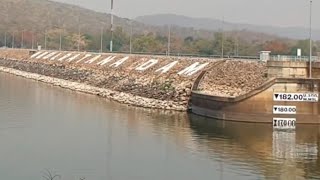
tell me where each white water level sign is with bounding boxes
[273,118,296,129]
[273,93,318,102]
[273,106,296,114]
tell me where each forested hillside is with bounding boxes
[0,0,319,56]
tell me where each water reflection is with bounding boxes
[1,72,320,180]
[188,114,320,180]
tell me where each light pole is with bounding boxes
[72,0,80,51]
[221,17,225,59]
[12,31,15,48]
[59,29,62,51]
[234,25,239,57]
[309,0,312,78]
[167,25,171,56]
[44,29,47,50]
[4,32,7,48]
[110,0,114,52]
[31,30,34,50]
[4,2,8,48]
[130,20,132,54]
[59,18,62,51]
[100,26,103,53]
[78,17,81,51]
[77,17,81,51]
[21,30,24,48]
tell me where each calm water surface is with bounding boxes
[1,72,320,180]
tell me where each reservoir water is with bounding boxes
[0,72,320,180]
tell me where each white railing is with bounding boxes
[270,55,320,61]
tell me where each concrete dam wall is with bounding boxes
[1,49,320,124]
[0,49,268,114]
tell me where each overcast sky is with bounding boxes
[52,0,320,29]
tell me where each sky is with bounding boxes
[52,0,320,29]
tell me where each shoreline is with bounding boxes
[0,66,187,111]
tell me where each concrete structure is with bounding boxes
[260,51,271,61]
[267,60,320,79]
[267,61,310,78]
[1,49,320,124]
[191,60,320,124]
[192,78,320,123]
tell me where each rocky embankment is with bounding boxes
[198,60,268,97]
[0,49,30,59]
[0,49,269,111]
[0,65,188,111]
[0,49,216,111]
[0,59,190,111]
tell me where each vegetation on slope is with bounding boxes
[0,0,319,56]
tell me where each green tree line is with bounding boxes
[0,27,319,57]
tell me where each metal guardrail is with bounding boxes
[4,47,261,60]
[270,55,320,61]
[83,50,260,60]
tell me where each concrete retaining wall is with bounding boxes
[192,78,320,123]
[267,60,320,78]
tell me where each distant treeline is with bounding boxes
[0,27,319,57]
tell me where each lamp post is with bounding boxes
[130,20,132,54]
[309,0,313,78]
[44,29,47,50]
[4,32,7,48]
[100,26,103,53]
[12,31,15,48]
[21,30,24,48]
[59,18,62,51]
[167,25,171,56]
[77,18,80,51]
[31,30,34,50]
[221,17,224,59]
[110,0,114,52]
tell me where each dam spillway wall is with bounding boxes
[267,60,320,79]
[190,59,320,124]
[192,78,320,124]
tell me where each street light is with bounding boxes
[130,20,133,54]
[59,18,62,51]
[12,31,15,48]
[110,0,114,52]
[100,26,104,53]
[309,0,313,78]
[21,30,24,48]
[77,17,81,51]
[44,29,47,50]
[72,0,80,51]
[31,30,34,50]
[221,16,225,59]
[167,24,171,56]
[4,32,7,48]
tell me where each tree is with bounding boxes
[182,36,197,54]
[194,39,213,55]
[132,33,165,53]
[290,39,317,56]
[213,32,235,56]
[105,27,129,52]
[65,32,91,51]
[263,40,290,55]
